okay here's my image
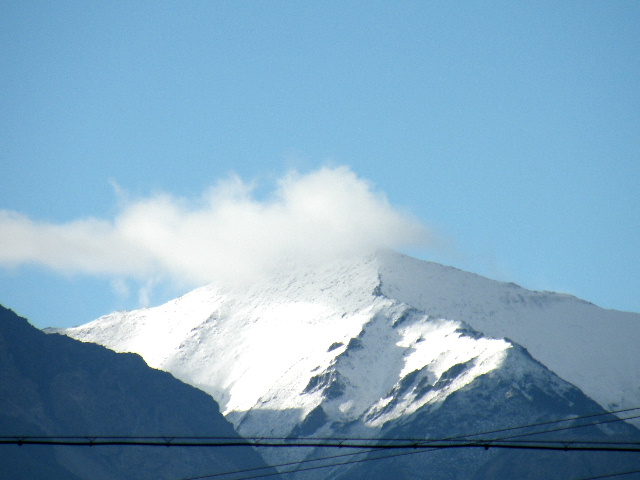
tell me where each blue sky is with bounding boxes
[1,2,639,329]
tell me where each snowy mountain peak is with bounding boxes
[59,251,640,433]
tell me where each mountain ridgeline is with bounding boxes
[52,251,640,478]
[0,305,273,480]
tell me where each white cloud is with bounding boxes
[0,166,430,288]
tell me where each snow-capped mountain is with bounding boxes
[57,251,640,478]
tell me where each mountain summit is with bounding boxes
[58,251,640,478]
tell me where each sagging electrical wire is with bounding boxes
[169,406,640,480]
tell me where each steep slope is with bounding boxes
[0,305,273,480]
[375,250,640,415]
[336,343,640,480]
[57,252,640,478]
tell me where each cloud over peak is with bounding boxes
[0,166,429,289]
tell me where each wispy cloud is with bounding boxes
[0,166,430,288]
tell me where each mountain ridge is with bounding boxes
[0,304,273,480]
[374,251,640,415]
[58,251,640,421]
[55,251,640,478]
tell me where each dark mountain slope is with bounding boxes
[0,304,273,480]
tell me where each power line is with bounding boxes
[442,407,640,441]
[220,440,640,480]
[489,413,640,442]
[179,406,640,446]
[177,449,377,480]
[200,440,640,480]
[214,448,436,480]
[237,407,640,480]
[1,436,638,452]
[3,407,638,480]
[206,408,640,480]
[5,407,638,449]
[574,469,640,480]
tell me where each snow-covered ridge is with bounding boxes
[375,250,640,415]
[59,251,640,433]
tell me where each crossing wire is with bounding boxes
[172,407,640,480]
[3,407,638,480]
[182,448,447,480]
[574,469,640,480]
[213,448,437,480]
[4,406,639,448]
[3,407,639,449]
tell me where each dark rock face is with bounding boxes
[334,346,640,480]
[0,305,273,480]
